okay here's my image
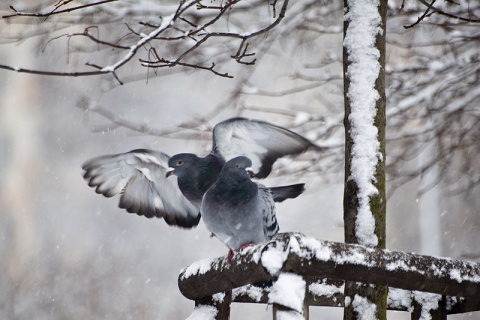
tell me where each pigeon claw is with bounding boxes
[239,243,255,250]
[226,249,234,264]
[226,244,255,264]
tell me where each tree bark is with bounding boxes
[343,0,387,319]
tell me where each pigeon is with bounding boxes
[82,117,319,228]
[201,156,304,259]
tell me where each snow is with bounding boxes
[185,305,218,320]
[352,294,377,320]
[211,292,225,303]
[385,260,418,273]
[181,257,218,279]
[447,268,480,283]
[309,279,344,304]
[232,284,266,302]
[345,295,352,307]
[294,112,311,126]
[239,32,253,37]
[448,268,461,282]
[268,273,306,314]
[387,288,412,311]
[446,296,463,312]
[260,242,289,275]
[275,310,305,320]
[413,291,441,320]
[344,0,383,247]
[101,11,177,72]
[101,66,114,72]
[336,249,369,265]
[294,236,332,261]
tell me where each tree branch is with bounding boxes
[404,0,480,28]
[3,0,118,19]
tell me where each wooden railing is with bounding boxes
[178,233,480,319]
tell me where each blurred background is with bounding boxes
[0,0,479,319]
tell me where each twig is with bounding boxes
[404,0,480,28]
[404,0,437,29]
[3,0,118,19]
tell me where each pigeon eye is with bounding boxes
[235,163,240,168]
[177,160,183,166]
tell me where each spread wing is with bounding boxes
[82,149,200,228]
[211,117,320,178]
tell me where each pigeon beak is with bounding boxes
[245,167,254,178]
[165,167,175,178]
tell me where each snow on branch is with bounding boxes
[343,0,383,247]
[0,0,290,83]
[0,0,197,84]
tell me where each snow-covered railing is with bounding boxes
[178,233,480,319]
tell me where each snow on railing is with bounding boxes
[178,232,480,319]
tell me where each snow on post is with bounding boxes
[269,273,306,320]
[413,292,442,320]
[185,305,218,320]
[344,0,383,247]
[352,295,377,320]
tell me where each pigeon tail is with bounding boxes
[269,183,306,203]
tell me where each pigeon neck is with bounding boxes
[216,173,257,206]
[177,155,223,208]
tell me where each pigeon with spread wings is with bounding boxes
[82,117,320,228]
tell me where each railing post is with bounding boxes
[273,303,309,320]
[189,291,232,320]
[270,273,308,320]
[411,294,447,320]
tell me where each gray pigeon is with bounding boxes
[82,117,319,228]
[201,156,305,258]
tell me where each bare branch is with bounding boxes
[405,0,480,28]
[0,63,109,77]
[3,0,119,19]
[140,58,233,78]
[404,0,437,29]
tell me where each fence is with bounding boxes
[178,232,480,319]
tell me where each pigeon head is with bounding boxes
[167,153,224,209]
[223,156,254,178]
[166,153,200,178]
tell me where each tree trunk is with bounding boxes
[343,0,387,319]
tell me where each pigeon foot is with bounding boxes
[239,243,255,250]
[226,249,234,264]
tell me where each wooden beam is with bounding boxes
[179,233,480,301]
[231,278,480,314]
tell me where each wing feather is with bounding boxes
[212,117,320,178]
[82,149,200,228]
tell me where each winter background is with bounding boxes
[0,1,479,319]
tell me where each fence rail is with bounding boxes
[179,233,480,319]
